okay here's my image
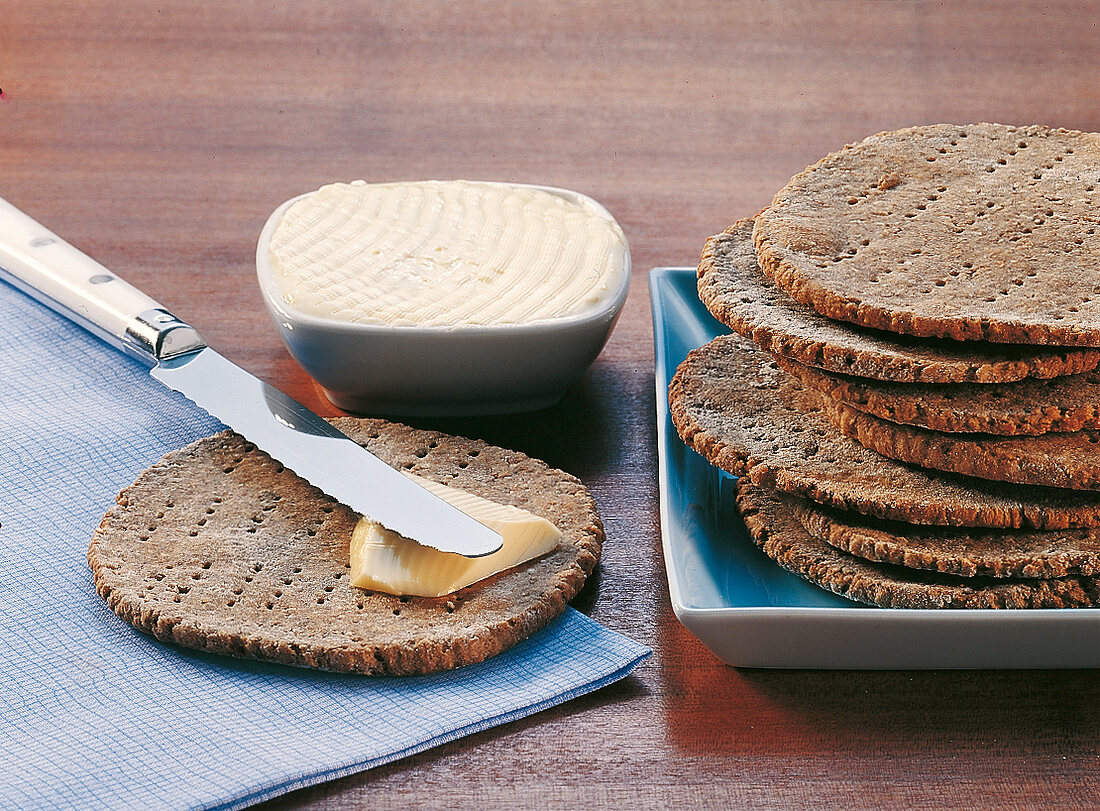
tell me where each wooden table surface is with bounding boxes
[5,2,1100,808]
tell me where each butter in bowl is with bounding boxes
[256,180,631,415]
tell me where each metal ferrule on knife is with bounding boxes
[123,308,206,363]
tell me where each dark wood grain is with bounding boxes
[5,1,1100,808]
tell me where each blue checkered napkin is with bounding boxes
[0,282,650,811]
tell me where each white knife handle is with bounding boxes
[0,196,205,362]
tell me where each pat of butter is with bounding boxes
[349,473,562,597]
[267,179,627,327]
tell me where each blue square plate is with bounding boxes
[651,267,1100,668]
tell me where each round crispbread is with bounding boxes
[667,334,1100,529]
[793,498,1100,579]
[697,219,1100,383]
[822,398,1100,491]
[754,123,1100,346]
[88,418,603,675]
[735,480,1100,609]
[776,354,1100,435]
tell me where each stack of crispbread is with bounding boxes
[669,122,1100,608]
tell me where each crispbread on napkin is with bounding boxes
[0,281,649,811]
[89,422,604,675]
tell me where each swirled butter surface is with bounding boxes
[267,180,627,327]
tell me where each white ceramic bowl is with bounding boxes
[256,183,631,416]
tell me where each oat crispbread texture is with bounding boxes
[777,355,1100,435]
[823,398,1100,491]
[735,480,1100,609]
[793,498,1100,579]
[754,123,1100,345]
[88,418,603,675]
[698,219,1100,383]
[667,334,1100,529]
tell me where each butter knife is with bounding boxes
[0,197,503,557]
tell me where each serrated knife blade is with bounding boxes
[0,196,503,557]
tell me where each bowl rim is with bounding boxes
[255,181,632,336]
